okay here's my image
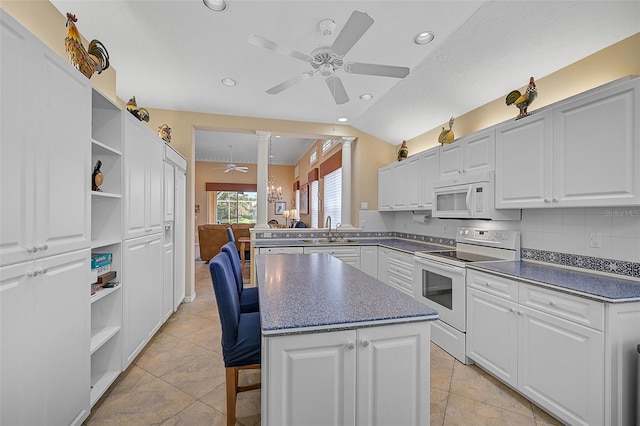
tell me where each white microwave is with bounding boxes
[432,172,521,220]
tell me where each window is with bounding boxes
[310,180,319,228]
[323,168,341,226]
[309,149,317,165]
[214,191,257,223]
[322,139,338,153]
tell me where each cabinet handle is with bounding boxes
[544,199,551,203]
[516,311,524,316]
[509,308,515,313]
[27,270,38,277]
[38,267,47,275]
[346,341,355,350]
[27,246,38,253]
[548,300,557,307]
[38,243,48,251]
[361,339,370,348]
[552,198,559,202]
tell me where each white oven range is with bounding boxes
[413,227,520,364]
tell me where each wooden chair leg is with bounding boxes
[226,367,237,426]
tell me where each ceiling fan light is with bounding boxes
[203,0,227,11]
[414,31,435,45]
[221,78,236,86]
[337,117,348,122]
[359,93,373,101]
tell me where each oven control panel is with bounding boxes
[457,227,520,250]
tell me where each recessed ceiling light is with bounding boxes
[203,0,227,11]
[337,117,348,122]
[221,78,236,86]
[414,31,435,45]
[274,135,281,138]
[359,93,373,101]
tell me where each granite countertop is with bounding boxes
[469,261,640,303]
[256,253,438,336]
[254,237,452,255]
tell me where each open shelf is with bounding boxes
[91,283,121,304]
[90,325,121,354]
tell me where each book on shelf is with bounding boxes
[91,253,113,269]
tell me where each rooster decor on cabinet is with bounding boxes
[397,140,408,161]
[438,117,455,144]
[158,124,172,144]
[126,96,150,122]
[64,13,109,79]
[506,77,538,120]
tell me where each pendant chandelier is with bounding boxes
[267,137,282,203]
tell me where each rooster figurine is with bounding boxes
[438,117,455,144]
[397,140,409,161]
[158,124,172,144]
[506,77,537,120]
[65,13,110,79]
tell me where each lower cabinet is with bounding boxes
[377,247,414,296]
[123,234,164,368]
[467,270,606,426]
[262,322,430,426]
[359,245,378,278]
[303,245,361,269]
[163,236,174,321]
[1,249,90,426]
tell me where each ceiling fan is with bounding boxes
[214,145,249,173]
[248,10,410,105]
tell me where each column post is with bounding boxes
[255,131,271,230]
[340,137,355,228]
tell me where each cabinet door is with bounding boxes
[495,110,553,208]
[466,288,518,387]
[123,235,164,367]
[360,245,378,278]
[439,142,463,180]
[419,147,439,208]
[264,330,356,426]
[173,170,187,309]
[377,166,392,210]
[123,118,149,239]
[391,161,409,210]
[163,162,175,222]
[518,306,604,426]
[462,129,495,174]
[146,135,165,234]
[37,47,91,259]
[1,250,90,426]
[406,155,422,209]
[357,322,430,426]
[163,242,174,321]
[377,248,389,283]
[552,79,640,207]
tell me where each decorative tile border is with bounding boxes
[254,230,456,247]
[521,247,639,279]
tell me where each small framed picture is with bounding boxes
[275,201,286,215]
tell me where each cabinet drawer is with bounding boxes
[467,270,518,301]
[259,247,304,254]
[519,283,604,331]
[387,273,413,296]
[303,246,361,257]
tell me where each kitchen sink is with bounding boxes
[301,238,357,244]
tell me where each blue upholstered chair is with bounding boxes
[209,253,261,426]
[221,241,259,313]
[226,227,235,243]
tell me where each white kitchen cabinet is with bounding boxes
[496,77,640,209]
[122,233,164,368]
[386,249,415,296]
[163,231,175,321]
[259,247,304,255]
[123,115,164,240]
[1,10,91,267]
[418,147,440,209]
[438,128,495,181]
[377,164,393,210]
[360,245,378,278]
[377,247,390,283]
[173,169,187,310]
[1,249,90,426]
[163,161,175,222]
[303,245,361,269]
[262,322,429,426]
[467,270,605,426]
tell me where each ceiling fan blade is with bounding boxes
[266,72,313,94]
[344,62,409,78]
[248,34,311,62]
[224,169,231,173]
[326,75,349,105]
[330,11,374,57]
[238,169,248,173]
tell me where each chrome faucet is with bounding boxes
[325,215,332,241]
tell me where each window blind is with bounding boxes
[323,168,341,226]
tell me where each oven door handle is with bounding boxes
[415,259,466,276]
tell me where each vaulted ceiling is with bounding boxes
[51,1,640,164]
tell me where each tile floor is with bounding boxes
[84,261,564,426]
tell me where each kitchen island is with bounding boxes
[256,253,438,426]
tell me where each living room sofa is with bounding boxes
[198,223,254,262]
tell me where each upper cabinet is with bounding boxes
[438,128,495,181]
[496,78,640,209]
[378,147,439,211]
[123,115,165,240]
[1,10,91,267]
